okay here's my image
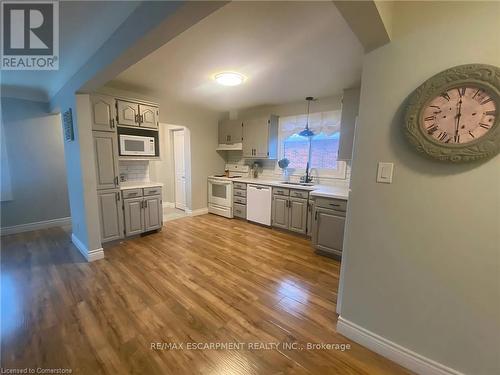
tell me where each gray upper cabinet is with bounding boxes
[242,115,278,158]
[289,197,308,235]
[124,197,144,237]
[97,189,124,243]
[272,195,289,230]
[218,119,243,144]
[139,104,159,129]
[93,131,119,190]
[144,195,162,231]
[91,95,116,132]
[312,205,346,257]
[116,100,139,127]
[338,88,360,161]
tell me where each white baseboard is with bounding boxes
[336,316,464,375]
[0,217,71,236]
[186,207,208,216]
[71,233,105,262]
[162,202,175,209]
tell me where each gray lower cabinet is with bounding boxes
[272,195,289,230]
[124,197,144,236]
[271,192,309,235]
[123,189,163,236]
[93,131,120,190]
[144,195,162,231]
[289,198,308,234]
[97,189,124,243]
[311,199,346,257]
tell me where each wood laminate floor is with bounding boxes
[1,214,411,374]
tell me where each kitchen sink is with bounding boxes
[280,181,315,186]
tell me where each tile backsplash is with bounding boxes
[119,160,150,183]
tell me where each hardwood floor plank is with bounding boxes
[1,215,412,374]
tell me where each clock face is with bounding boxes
[421,86,497,144]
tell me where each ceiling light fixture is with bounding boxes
[214,72,245,86]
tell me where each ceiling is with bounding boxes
[1,1,140,101]
[107,1,364,112]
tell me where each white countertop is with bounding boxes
[223,177,349,200]
[120,182,163,190]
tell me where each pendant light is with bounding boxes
[299,96,316,137]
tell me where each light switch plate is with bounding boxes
[377,162,394,183]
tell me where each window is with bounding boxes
[278,111,346,178]
[283,132,340,170]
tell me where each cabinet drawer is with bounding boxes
[272,187,289,196]
[290,189,309,199]
[122,188,143,199]
[233,203,247,219]
[233,182,247,190]
[143,186,162,196]
[314,197,347,212]
[233,196,247,205]
[233,189,247,198]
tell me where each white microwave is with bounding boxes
[119,134,156,156]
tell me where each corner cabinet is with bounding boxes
[97,189,124,243]
[242,115,278,158]
[311,197,347,258]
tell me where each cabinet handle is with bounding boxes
[140,114,144,124]
[116,192,120,201]
[329,203,341,207]
[144,200,148,208]
[315,210,318,220]
[110,118,115,129]
[114,176,119,186]
[134,114,139,123]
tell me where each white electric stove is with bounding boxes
[208,164,249,218]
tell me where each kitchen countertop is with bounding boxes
[120,182,163,190]
[229,177,349,200]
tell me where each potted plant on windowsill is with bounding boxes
[278,158,290,181]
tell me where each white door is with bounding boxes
[173,130,186,210]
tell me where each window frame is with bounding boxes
[275,118,346,180]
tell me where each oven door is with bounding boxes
[119,134,155,156]
[208,179,233,207]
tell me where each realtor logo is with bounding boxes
[1,1,59,70]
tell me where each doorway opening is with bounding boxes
[163,124,191,222]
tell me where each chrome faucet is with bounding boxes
[300,162,313,184]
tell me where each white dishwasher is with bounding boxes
[246,184,272,226]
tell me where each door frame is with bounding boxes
[172,128,186,210]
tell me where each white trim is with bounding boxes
[336,316,464,375]
[71,233,104,262]
[163,202,175,209]
[186,208,209,216]
[0,217,71,236]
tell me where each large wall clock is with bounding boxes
[404,64,500,162]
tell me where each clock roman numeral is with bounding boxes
[437,132,448,141]
[427,124,438,134]
[480,97,493,105]
[424,115,435,121]
[468,131,475,138]
[479,123,490,129]
[440,92,451,101]
[430,105,440,109]
[454,134,460,143]
[457,87,466,97]
[472,89,482,99]
[484,110,496,116]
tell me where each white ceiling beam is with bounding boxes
[333,0,392,52]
